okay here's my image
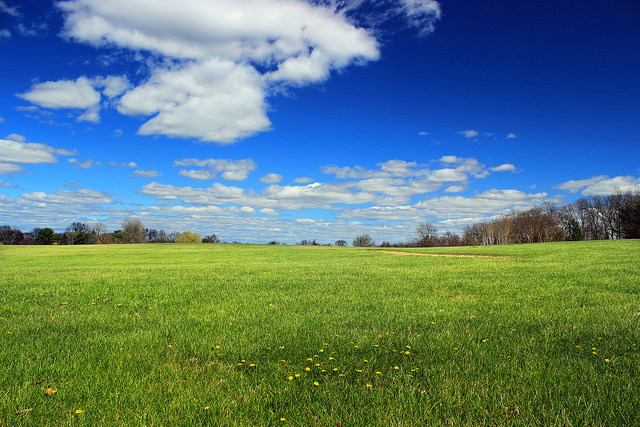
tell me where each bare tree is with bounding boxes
[462,223,483,246]
[203,234,221,243]
[352,234,375,247]
[93,222,107,243]
[121,218,147,243]
[416,221,438,247]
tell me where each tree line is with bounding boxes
[0,219,221,245]
[351,191,640,247]
[1,192,638,247]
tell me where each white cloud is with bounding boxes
[293,177,314,184]
[507,132,517,139]
[397,0,441,36]
[117,60,271,143]
[70,159,101,169]
[490,163,517,173]
[260,173,283,184]
[555,176,608,193]
[0,29,10,38]
[324,159,428,179]
[54,0,389,143]
[132,170,162,178]
[174,158,257,181]
[0,178,16,188]
[178,170,216,181]
[458,129,479,139]
[18,76,101,110]
[444,185,465,193]
[557,175,640,196]
[96,75,131,98]
[260,208,280,216]
[108,161,138,168]
[21,188,113,205]
[337,189,548,222]
[0,137,75,174]
[5,133,27,143]
[0,0,19,17]
[0,163,23,174]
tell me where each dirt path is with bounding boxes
[375,250,511,258]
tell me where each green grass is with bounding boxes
[1,240,639,425]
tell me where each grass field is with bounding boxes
[1,240,639,425]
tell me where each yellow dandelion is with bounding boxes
[366,384,373,389]
[406,346,411,349]
[249,363,256,367]
[280,417,286,422]
[364,359,369,363]
[319,349,324,353]
[394,366,399,370]
[75,409,83,414]
[374,344,379,347]
[295,374,300,378]
[605,359,611,363]
[313,382,320,386]
[306,358,313,361]
[405,351,410,355]
[329,357,334,361]
[315,363,320,367]
[375,371,382,375]
[305,367,311,372]
[204,406,210,410]
[287,376,294,381]
[333,368,338,372]
[593,351,597,355]
[482,339,488,343]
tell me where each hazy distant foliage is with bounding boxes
[352,234,375,247]
[175,231,202,243]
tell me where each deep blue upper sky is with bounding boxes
[1,0,639,243]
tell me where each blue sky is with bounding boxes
[1,0,639,244]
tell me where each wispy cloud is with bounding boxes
[132,170,162,178]
[174,158,257,182]
[260,173,283,184]
[490,163,518,173]
[556,175,640,195]
[0,136,75,174]
[458,129,480,139]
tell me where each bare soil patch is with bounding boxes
[375,250,511,258]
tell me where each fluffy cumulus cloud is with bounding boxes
[174,158,257,181]
[490,163,518,173]
[139,155,513,214]
[336,189,549,222]
[0,136,75,174]
[12,0,440,143]
[260,173,284,184]
[556,175,640,196]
